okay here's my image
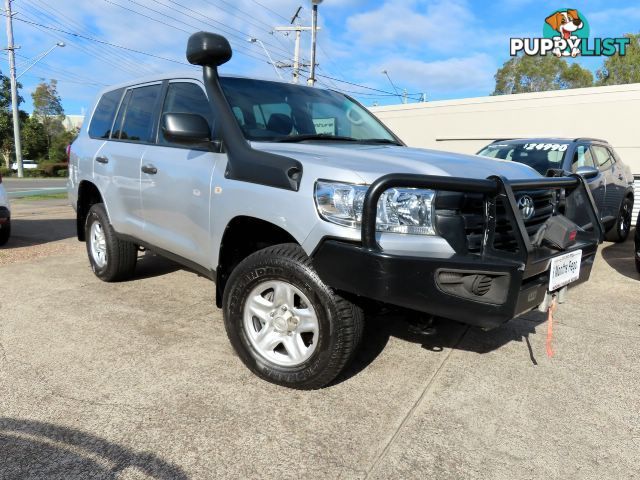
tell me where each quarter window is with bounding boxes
[160,82,213,146]
[117,84,162,143]
[591,145,613,171]
[88,88,124,139]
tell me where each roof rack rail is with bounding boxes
[573,137,608,143]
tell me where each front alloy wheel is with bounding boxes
[223,243,363,389]
[244,280,319,367]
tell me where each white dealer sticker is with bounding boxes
[549,250,582,291]
[523,143,568,152]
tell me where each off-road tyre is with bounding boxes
[606,196,633,243]
[85,203,137,282]
[0,219,10,246]
[223,243,364,389]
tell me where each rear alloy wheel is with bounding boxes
[223,243,363,389]
[606,197,633,243]
[85,203,138,282]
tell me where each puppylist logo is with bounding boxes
[511,9,630,57]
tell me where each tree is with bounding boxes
[31,79,65,159]
[0,70,25,169]
[22,116,48,160]
[493,55,593,95]
[596,33,640,85]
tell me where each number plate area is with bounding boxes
[549,250,582,291]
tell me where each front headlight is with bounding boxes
[315,181,436,235]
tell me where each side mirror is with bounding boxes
[162,113,211,144]
[575,166,599,180]
[187,32,232,67]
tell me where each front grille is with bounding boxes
[463,190,555,253]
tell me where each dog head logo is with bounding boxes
[543,8,590,57]
[545,9,584,40]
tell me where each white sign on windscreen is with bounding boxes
[313,118,336,135]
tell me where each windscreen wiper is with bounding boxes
[358,138,402,146]
[275,134,360,143]
[275,134,402,145]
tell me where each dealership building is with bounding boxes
[371,82,640,223]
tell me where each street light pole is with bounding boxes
[16,42,65,80]
[248,38,284,80]
[4,0,23,177]
[307,0,323,87]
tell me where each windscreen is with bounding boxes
[478,141,569,175]
[219,77,398,144]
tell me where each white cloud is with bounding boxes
[371,54,496,95]
[345,0,476,54]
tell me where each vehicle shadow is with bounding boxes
[133,252,183,280]
[336,309,547,384]
[0,417,188,479]
[1,218,76,249]
[600,230,638,281]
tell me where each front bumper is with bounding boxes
[313,239,596,329]
[312,174,603,330]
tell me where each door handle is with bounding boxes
[141,164,158,175]
[95,156,109,164]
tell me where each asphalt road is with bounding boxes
[1,199,639,479]
[3,178,67,198]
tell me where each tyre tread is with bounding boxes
[223,243,363,390]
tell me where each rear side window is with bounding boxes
[118,84,162,143]
[160,82,213,146]
[88,88,123,139]
[591,145,614,171]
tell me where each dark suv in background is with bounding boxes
[635,215,640,273]
[478,138,635,242]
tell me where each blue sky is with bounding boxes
[4,0,639,115]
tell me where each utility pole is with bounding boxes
[275,6,319,84]
[4,0,23,178]
[274,25,313,84]
[307,0,323,86]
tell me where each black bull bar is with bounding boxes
[312,173,603,328]
[361,173,604,267]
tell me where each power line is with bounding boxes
[6,3,418,103]
[107,0,288,67]
[1,14,192,66]
[156,0,292,60]
[23,0,159,75]
[249,0,290,22]
[206,0,278,33]
[23,0,159,71]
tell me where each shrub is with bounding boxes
[57,169,68,178]
[23,168,46,178]
[40,162,68,177]
[0,166,11,177]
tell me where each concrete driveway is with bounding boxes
[1,199,639,479]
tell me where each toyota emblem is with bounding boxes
[518,195,536,221]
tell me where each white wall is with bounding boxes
[370,83,640,174]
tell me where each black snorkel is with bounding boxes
[186,31,303,191]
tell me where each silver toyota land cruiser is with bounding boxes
[68,32,603,389]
